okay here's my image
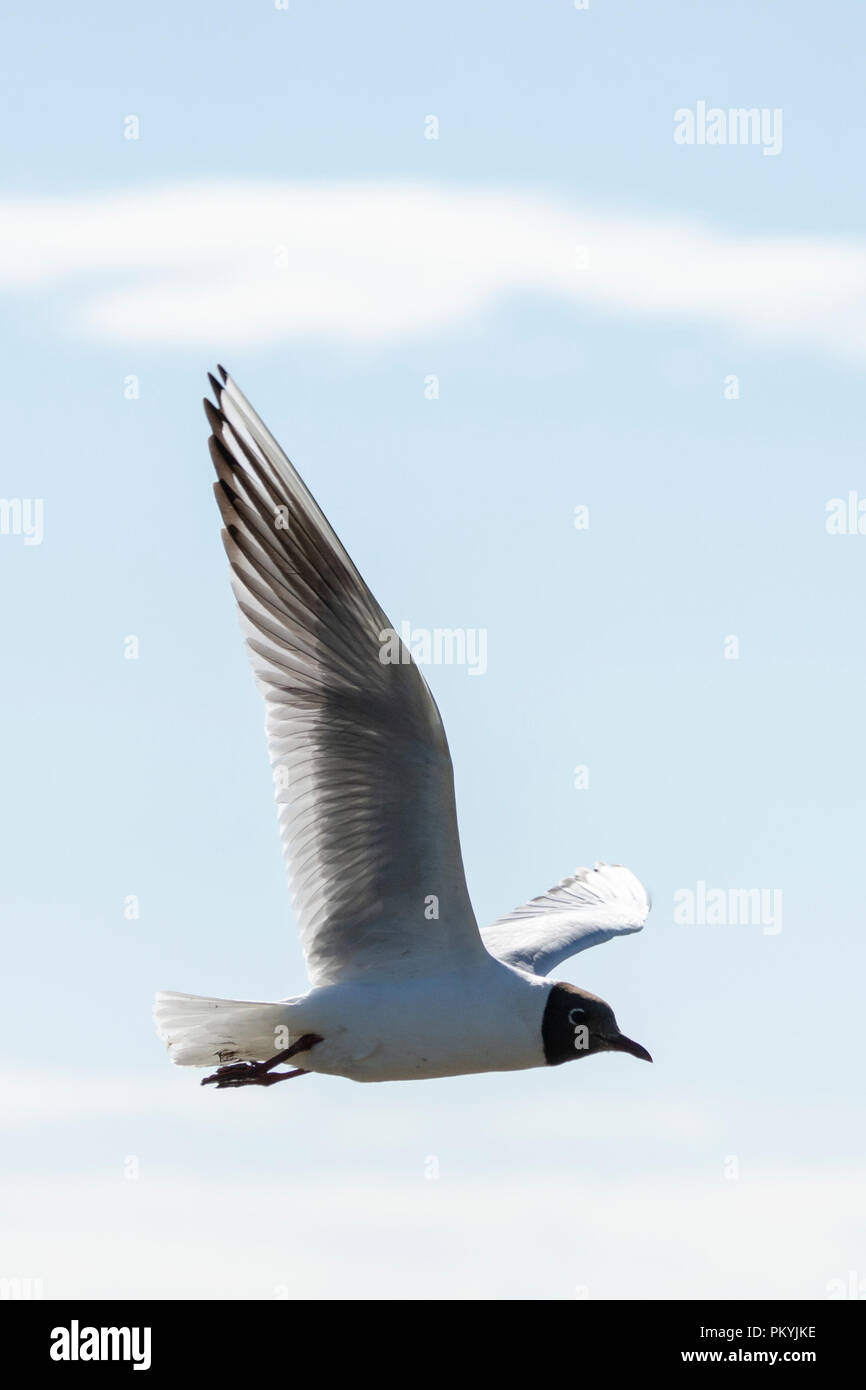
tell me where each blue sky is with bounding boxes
[1,0,864,1299]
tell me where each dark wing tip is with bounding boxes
[206,370,224,402]
[216,363,228,383]
[203,396,224,436]
[208,432,234,475]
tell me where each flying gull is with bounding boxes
[154,369,652,1087]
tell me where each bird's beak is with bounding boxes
[608,1033,653,1062]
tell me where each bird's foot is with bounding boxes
[202,1062,309,1088]
[201,1033,323,1089]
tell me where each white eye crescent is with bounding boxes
[568,1007,585,1025]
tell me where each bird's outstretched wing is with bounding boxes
[205,368,486,986]
[481,863,649,977]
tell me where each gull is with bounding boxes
[154,369,652,1088]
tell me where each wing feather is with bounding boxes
[481,863,649,976]
[206,369,485,985]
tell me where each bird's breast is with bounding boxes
[301,963,550,1082]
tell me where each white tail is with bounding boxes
[153,990,293,1067]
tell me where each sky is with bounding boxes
[1,0,865,1300]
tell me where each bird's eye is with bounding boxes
[568,1008,585,1024]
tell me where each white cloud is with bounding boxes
[3,1068,862,1297]
[2,179,866,359]
[1,1170,861,1299]
[0,1065,717,1144]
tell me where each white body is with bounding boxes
[293,959,555,1081]
[158,958,550,1084]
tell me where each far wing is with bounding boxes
[481,863,649,977]
[206,368,486,987]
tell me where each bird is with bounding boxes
[153,368,652,1089]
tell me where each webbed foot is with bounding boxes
[201,1032,323,1089]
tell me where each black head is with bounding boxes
[542,982,652,1066]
